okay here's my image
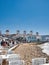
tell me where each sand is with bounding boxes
[13,43,49,65]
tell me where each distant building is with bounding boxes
[41,35,49,42]
[36,35,42,42]
[30,30,33,36]
[5,30,9,35]
[0,30,2,36]
[23,30,26,37]
[0,30,48,43]
[46,37,49,41]
[16,30,20,35]
[26,35,37,42]
[36,32,39,36]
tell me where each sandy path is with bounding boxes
[13,43,49,65]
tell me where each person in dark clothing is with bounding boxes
[6,42,9,46]
[1,40,5,46]
[12,40,14,45]
[12,41,14,44]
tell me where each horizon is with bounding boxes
[0,0,49,35]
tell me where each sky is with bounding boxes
[0,0,49,34]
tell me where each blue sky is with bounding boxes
[0,0,49,34]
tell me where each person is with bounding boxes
[6,42,9,46]
[2,59,8,65]
[9,40,13,47]
[12,40,14,45]
[1,40,8,47]
[0,39,2,45]
[1,40,5,46]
